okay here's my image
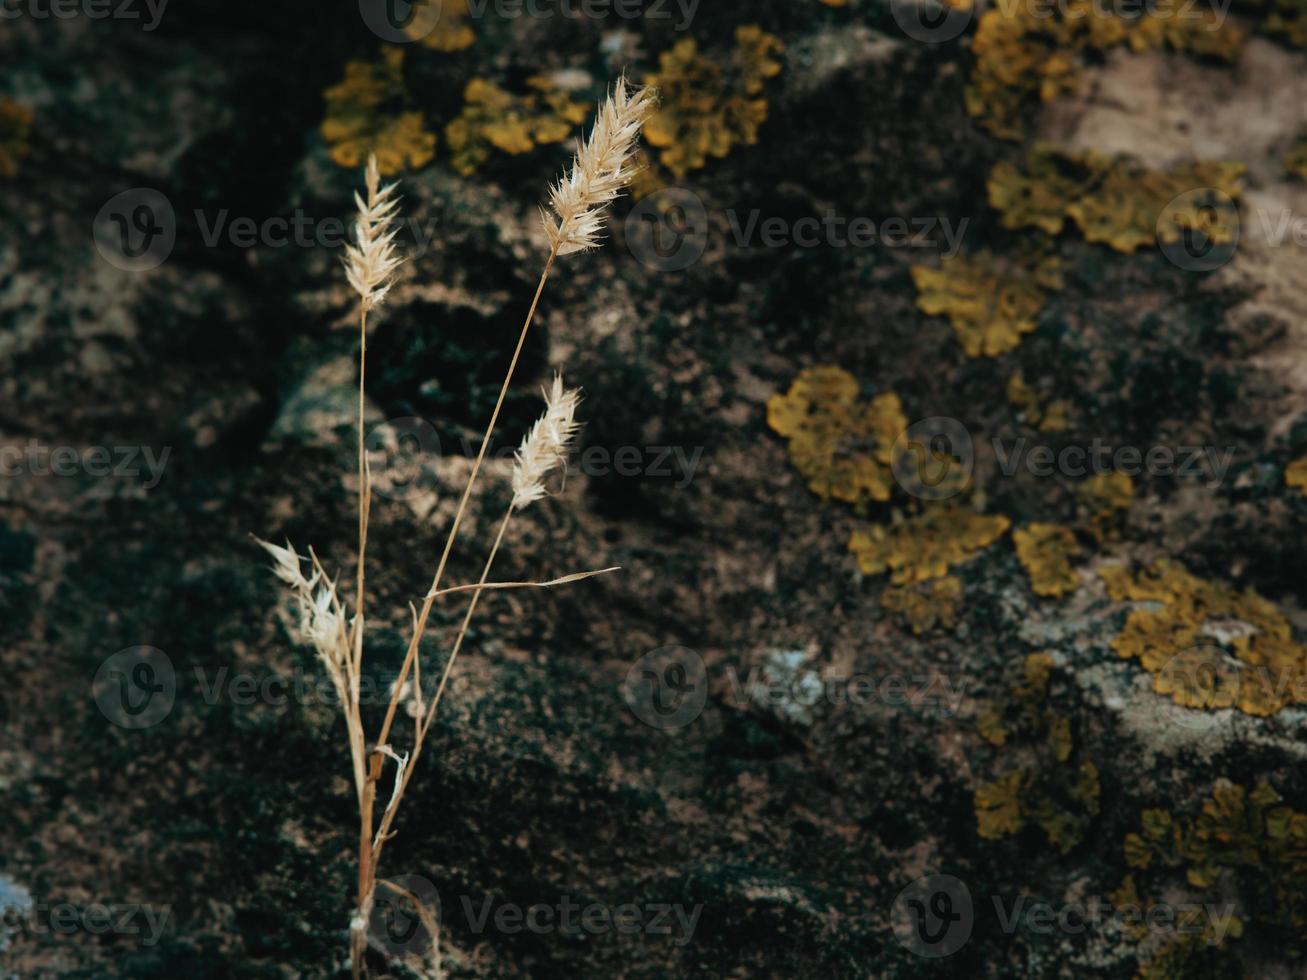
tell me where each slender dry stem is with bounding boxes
[261,76,655,975]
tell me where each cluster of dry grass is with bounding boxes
[257,77,656,978]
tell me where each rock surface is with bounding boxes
[3,2,1307,979]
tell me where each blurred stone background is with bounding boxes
[4,0,1307,976]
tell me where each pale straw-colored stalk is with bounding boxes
[366,75,655,813]
[370,378,584,864]
[259,76,654,977]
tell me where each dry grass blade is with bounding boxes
[424,566,621,600]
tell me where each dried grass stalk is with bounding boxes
[258,76,654,977]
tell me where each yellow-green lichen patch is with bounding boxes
[1285,137,1307,182]
[911,251,1062,358]
[444,76,588,176]
[0,99,32,178]
[643,25,783,179]
[321,48,437,174]
[976,769,1025,839]
[766,366,907,505]
[988,147,1245,254]
[1013,523,1081,598]
[1285,455,1307,495]
[1102,560,1307,717]
[849,506,1011,585]
[408,0,476,51]
[1007,372,1070,433]
[978,651,1054,748]
[1258,0,1307,48]
[973,655,1100,853]
[1117,779,1307,970]
[1076,471,1134,541]
[880,576,963,635]
[966,0,1244,140]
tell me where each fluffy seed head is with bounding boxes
[256,537,347,685]
[258,538,309,590]
[344,154,405,311]
[542,76,657,256]
[512,374,582,508]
